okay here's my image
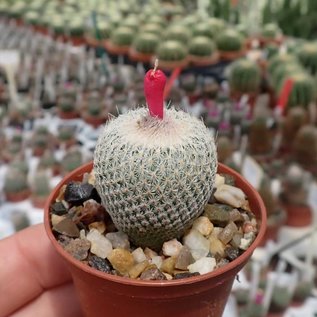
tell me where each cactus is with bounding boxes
[142,23,162,35]
[193,23,216,40]
[39,150,59,169]
[188,36,216,57]
[69,19,84,37]
[270,62,302,89]
[297,42,317,75]
[157,40,187,62]
[110,27,134,47]
[50,17,65,36]
[249,117,273,155]
[265,43,279,59]
[261,23,281,39]
[279,73,315,109]
[62,149,83,173]
[58,126,75,142]
[229,59,261,94]
[132,33,160,54]
[267,54,297,76]
[95,21,112,40]
[94,107,217,250]
[207,17,226,33]
[258,176,276,216]
[121,15,139,31]
[87,102,103,117]
[164,24,191,44]
[9,160,29,175]
[216,29,243,52]
[32,172,51,197]
[4,169,29,194]
[216,136,233,164]
[24,10,39,25]
[58,96,76,113]
[293,125,317,168]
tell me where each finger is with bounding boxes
[11,282,82,317]
[0,224,72,317]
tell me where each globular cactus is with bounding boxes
[121,15,139,31]
[188,36,216,57]
[267,54,297,77]
[207,17,226,33]
[164,24,191,44]
[94,108,217,250]
[279,73,315,109]
[297,42,317,75]
[228,59,261,94]
[216,29,243,52]
[261,23,281,39]
[32,172,51,197]
[4,169,29,194]
[142,23,162,35]
[293,125,317,168]
[110,26,134,47]
[69,19,84,37]
[132,32,160,54]
[270,62,302,89]
[24,10,39,26]
[156,40,187,62]
[193,23,216,40]
[50,17,65,36]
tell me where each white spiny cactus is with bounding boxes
[94,107,217,249]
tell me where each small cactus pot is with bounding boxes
[44,161,266,317]
[31,195,49,209]
[105,27,134,55]
[5,189,31,203]
[129,33,159,63]
[216,30,245,61]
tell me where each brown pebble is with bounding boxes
[88,221,106,233]
[203,204,231,227]
[64,238,91,260]
[140,265,167,280]
[218,221,238,244]
[128,260,149,279]
[53,218,80,238]
[175,246,195,270]
[243,222,256,234]
[161,256,177,275]
[108,248,135,275]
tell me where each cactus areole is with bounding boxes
[94,64,217,250]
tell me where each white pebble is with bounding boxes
[80,229,86,239]
[151,256,163,269]
[214,184,246,208]
[183,229,210,260]
[162,239,183,257]
[106,231,130,249]
[132,247,147,263]
[86,229,113,259]
[192,216,213,236]
[215,174,225,188]
[187,257,216,275]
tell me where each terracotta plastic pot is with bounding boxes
[5,189,31,203]
[188,52,219,67]
[129,48,153,63]
[44,162,266,317]
[284,204,312,227]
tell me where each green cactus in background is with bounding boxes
[279,73,315,109]
[4,169,29,194]
[142,23,162,35]
[164,24,191,44]
[297,42,317,75]
[121,14,139,30]
[62,149,83,173]
[193,23,216,40]
[9,160,29,175]
[261,23,281,39]
[32,172,51,197]
[69,19,84,37]
[157,40,187,62]
[229,59,260,94]
[216,29,243,52]
[94,108,217,250]
[188,36,216,57]
[132,32,160,54]
[111,26,134,47]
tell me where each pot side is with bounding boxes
[44,162,266,317]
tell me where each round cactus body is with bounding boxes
[267,54,297,76]
[24,10,39,25]
[94,108,217,249]
[261,23,280,39]
[193,23,215,40]
[111,27,134,47]
[142,23,162,35]
[133,32,159,54]
[188,36,216,57]
[69,19,84,37]
[280,73,315,109]
[297,43,317,75]
[229,59,261,94]
[164,25,191,44]
[216,29,243,52]
[89,20,112,40]
[157,40,187,62]
[207,18,226,33]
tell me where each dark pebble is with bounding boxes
[51,202,67,216]
[88,255,112,273]
[64,182,101,206]
[225,246,240,261]
[203,203,231,227]
[174,272,200,279]
[53,218,80,237]
[220,173,236,186]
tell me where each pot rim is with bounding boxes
[44,161,266,288]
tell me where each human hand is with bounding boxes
[0,224,82,317]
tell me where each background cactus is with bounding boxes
[261,23,281,39]
[216,29,243,52]
[188,36,216,57]
[94,108,217,250]
[132,32,160,55]
[157,40,187,62]
[32,172,51,197]
[164,24,191,44]
[4,169,29,194]
[228,59,261,94]
[110,27,134,47]
[193,23,216,40]
[297,42,317,75]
